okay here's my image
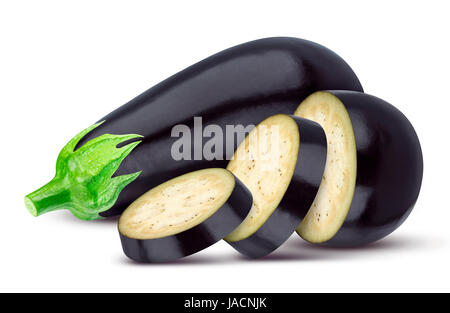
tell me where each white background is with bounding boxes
[0,1,449,292]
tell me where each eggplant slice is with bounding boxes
[119,168,252,263]
[295,91,423,246]
[225,114,327,258]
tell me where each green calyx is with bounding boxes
[24,122,143,220]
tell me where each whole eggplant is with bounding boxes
[25,37,363,220]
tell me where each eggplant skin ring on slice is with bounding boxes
[225,114,327,258]
[295,91,423,247]
[118,168,252,263]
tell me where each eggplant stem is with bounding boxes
[24,122,143,220]
[24,178,71,217]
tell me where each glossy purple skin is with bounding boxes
[226,116,327,258]
[119,176,252,263]
[308,91,423,247]
[74,37,363,217]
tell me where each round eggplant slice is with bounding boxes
[225,114,327,258]
[294,91,423,246]
[118,168,252,263]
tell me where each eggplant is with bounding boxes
[118,168,252,263]
[294,91,423,246]
[24,37,363,220]
[225,114,327,258]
